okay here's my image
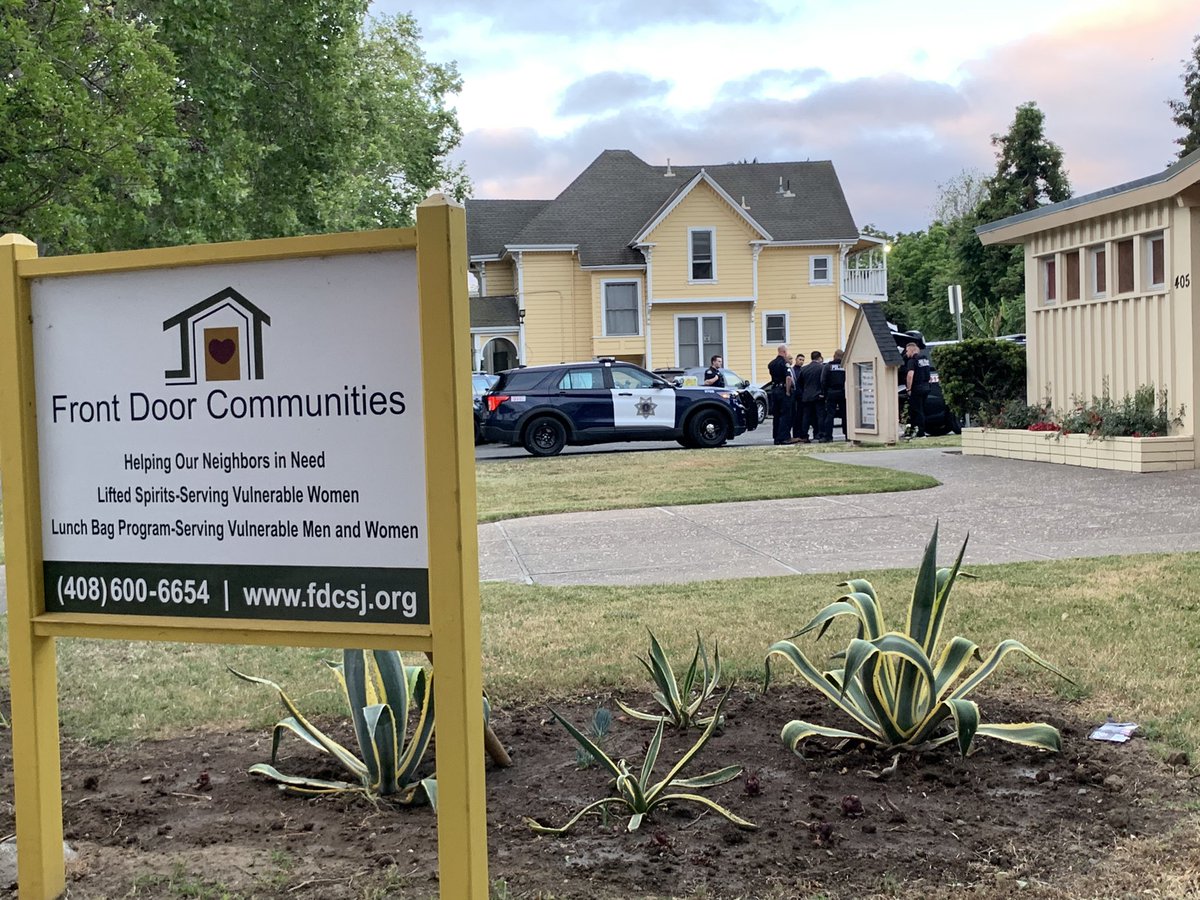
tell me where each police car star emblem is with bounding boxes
[634,396,657,418]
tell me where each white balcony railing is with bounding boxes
[841,265,887,298]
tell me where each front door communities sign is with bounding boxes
[0,202,489,899]
[35,252,430,625]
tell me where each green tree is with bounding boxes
[957,102,1070,332]
[1169,33,1200,159]
[885,224,958,340]
[127,2,468,246]
[0,0,180,252]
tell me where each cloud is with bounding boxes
[374,0,777,36]
[717,67,829,101]
[557,72,672,116]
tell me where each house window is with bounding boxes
[763,312,788,345]
[810,255,832,284]
[1116,238,1134,293]
[1146,232,1165,289]
[602,281,640,336]
[689,228,715,281]
[1041,255,1057,304]
[677,315,724,368]
[1089,246,1107,298]
[1064,250,1080,301]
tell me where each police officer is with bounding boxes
[796,350,825,442]
[904,342,932,438]
[767,345,793,445]
[703,355,725,387]
[820,348,847,442]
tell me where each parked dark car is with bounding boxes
[481,359,750,456]
[472,372,498,444]
[654,367,769,425]
[891,331,961,437]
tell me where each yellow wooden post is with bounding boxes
[416,197,489,898]
[0,234,66,899]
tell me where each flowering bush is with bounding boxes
[1056,383,1184,439]
[1027,421,1060,432]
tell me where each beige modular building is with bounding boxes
[977,148,1200,465]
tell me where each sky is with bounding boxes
[372,0,1198,233]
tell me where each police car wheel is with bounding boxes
[523,416,567,456]
[689,409,730,448]
[755,396,769,424]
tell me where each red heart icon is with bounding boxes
[209,338,236,364]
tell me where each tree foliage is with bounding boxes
[0,0,179,252]
[1,0,468,253]
[1169,33,1200,159]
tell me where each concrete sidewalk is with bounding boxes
[478,448,1200,585]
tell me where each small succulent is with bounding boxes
[616,631,722,729]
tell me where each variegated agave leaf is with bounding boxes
[615,631,722,728]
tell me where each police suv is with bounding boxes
[480,359,751,456]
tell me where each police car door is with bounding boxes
[555,365,612,436]
[610,365,676,431]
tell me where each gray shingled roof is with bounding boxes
[466,200,549,258]
[470,295,518,328]
[860,302,903,367]
[977,145,1200,236]
[466,149,860,267]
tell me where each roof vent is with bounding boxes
[783,178,795,198]
[740,195,751,210]
[664,158,675,177]
[776,176,785,195]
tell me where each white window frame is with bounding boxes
[600,279,642,337]
[762,311,789,345]
[1040,254,1058,305]
[673,313,727,368]
[1145,231,1166,290]
[1088,245,1107,299]
[688,227,717,283]
[809,254,832,285]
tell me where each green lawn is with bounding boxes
[20,551,1200,760]
[476,443,942,522]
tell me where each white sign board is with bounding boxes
[855,361,877,429]
[31,251,430,625]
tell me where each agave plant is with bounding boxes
[615,631,722,728]
[765,524,1070,757]
[527,686,756,834]
[230,649,437,806]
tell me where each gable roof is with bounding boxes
[466,149,860,267]
[978,145,1200,244]
[851,302,903,367]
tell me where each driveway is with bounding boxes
[479,448,1200,585]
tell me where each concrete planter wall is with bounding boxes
[961,428,1196,472]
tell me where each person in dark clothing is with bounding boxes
[767,345,793,445]
[820,348,847,442]
[796,350,825,442]
[790,353,807,441]
[903,342,932,438]
[703,355,725,387]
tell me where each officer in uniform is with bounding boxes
[767,345,793,444]
[703,355,725,387]
[820,348,847,442]
[904,342,932,437]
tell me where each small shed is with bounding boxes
[843,303,903,444]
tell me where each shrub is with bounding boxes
[1058,383,1184,438]
[230,649,437,805]
[932,339,1026,421]
[765,525,1070,757]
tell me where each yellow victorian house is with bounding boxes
[466,150,885,382]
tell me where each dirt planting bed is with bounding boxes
[0,686,1193,899]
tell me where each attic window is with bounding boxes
[689,228,715,282]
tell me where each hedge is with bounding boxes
[930,339,1026,421]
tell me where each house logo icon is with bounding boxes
[163,286,271,385]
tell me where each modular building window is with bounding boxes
[1064,250,1080,301]
[1040,256,1057,304]
[1089,246,1107,298]
[1146,233,1165,289]
[1116,238,1135,294]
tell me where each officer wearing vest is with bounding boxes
[820,348,847,442]
[703,355,725,387]
[767,345,793,444]
[904,342,932,438]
